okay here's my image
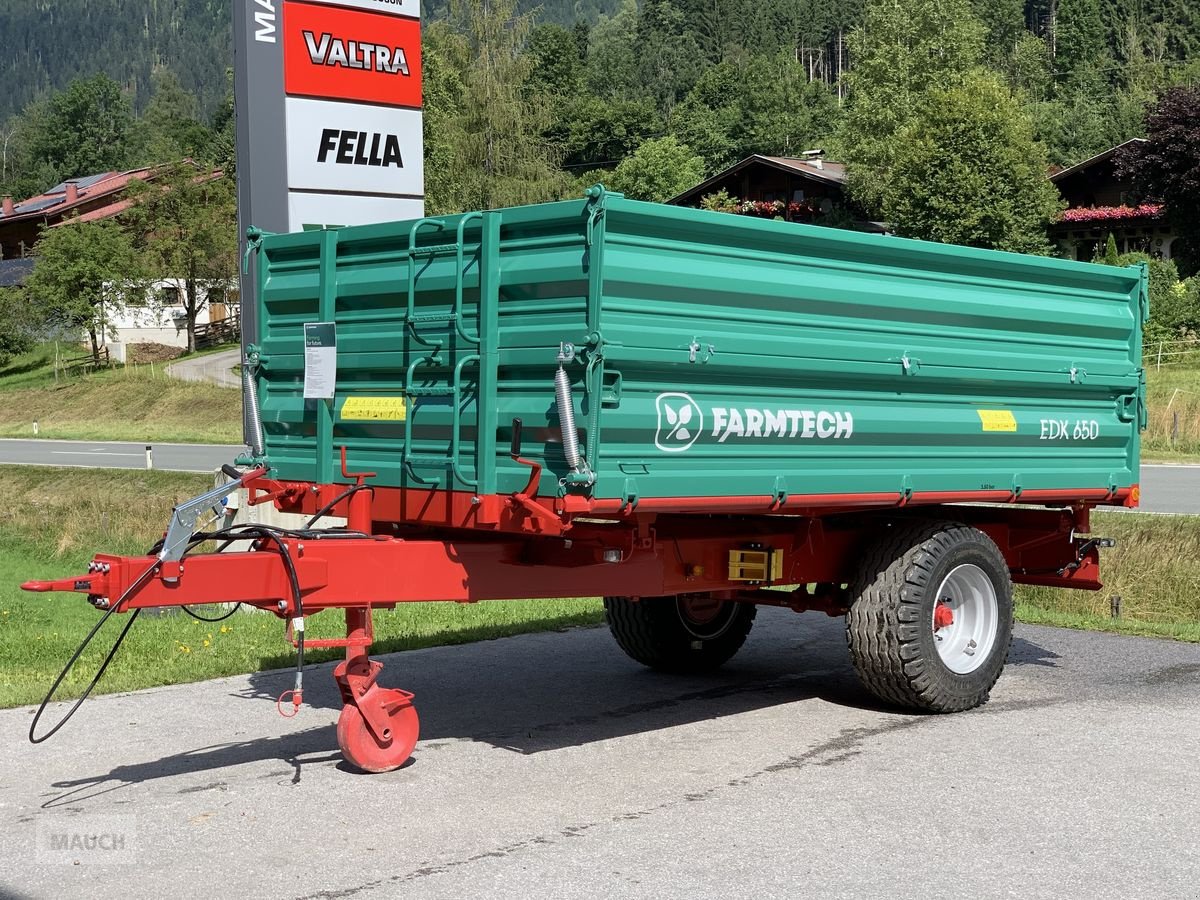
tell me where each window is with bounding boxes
[159,286,181,307]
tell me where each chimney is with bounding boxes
[65,182,79,204]
[1,196,12,216]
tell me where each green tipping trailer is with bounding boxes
[252,186,1145,509]
[24,188,1147,773]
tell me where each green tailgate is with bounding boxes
[252,189,1146,504]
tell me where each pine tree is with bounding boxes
[1055,0,1106,75]
[1104,233,1120,265]
[447,0,566,210]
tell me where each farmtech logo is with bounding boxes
[654,393,855,452]
[655,393,703,452]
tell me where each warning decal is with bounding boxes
[341,396,408,421]
[977,409,1018,432]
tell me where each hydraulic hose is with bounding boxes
[29,559,161,743]
[30,522,361,744]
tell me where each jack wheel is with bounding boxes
[336,690,420,774]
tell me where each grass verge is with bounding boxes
[1144,364,1200,459]
[1013,509,1200,642]
[0,466,603,708]
[1,470,1196,709]
[0,344,240,444]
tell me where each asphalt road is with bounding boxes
[1138,464,1200,515]
[0,439,242,473]
[1,439,1197,514]
[1,612,1197,899]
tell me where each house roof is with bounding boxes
[669,154,847,205]
[0,257,34,288]
[1050,138,1147,184]
[0,166,158,224]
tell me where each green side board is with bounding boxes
[253,189,1146,505]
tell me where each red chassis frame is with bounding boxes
[23,466,1134,771]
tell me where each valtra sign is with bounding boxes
[234,0,426,358]
[284,0,422,107]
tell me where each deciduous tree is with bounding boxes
[1118,87,1200,276]
[881,71,1063,253]
[125,164,237,352]
[19,75,135,182]
[607,136,705,202]
[836,0,985,216]
[24,220,145,365]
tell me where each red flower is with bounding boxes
[1058,204,1164,224]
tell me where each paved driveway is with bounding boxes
[1,611,1197,899]
[165,347,241,388]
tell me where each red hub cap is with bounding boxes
[933,602,955,630]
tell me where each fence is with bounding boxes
[57,345,110,376]
[194,311,241,351]
[1145,337,1200,370]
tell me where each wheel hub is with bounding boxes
[931,564,999,675]
[675,595,739,640]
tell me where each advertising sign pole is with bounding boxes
[233,0,425,444]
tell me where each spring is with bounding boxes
[554,366,581,471]
[242,358,266,458]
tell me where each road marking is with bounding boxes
[50,451,141,458]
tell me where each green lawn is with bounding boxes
[2,465,1197,710]
[0,466,604,708]
[1143,363,1200,459]
[1,537,603,708]
[0,344,241,444]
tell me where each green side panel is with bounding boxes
[253,191,1145,505]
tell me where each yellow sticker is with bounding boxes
[977,409,1017,432]
[341,396,407,422]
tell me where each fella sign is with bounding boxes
[233,0,425,349]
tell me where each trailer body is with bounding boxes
[26,189,1146,773]
[253,188,1144,510]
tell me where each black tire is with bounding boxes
[604,595,757,674]
[846,520,1013,713]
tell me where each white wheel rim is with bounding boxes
[932,564,999,675]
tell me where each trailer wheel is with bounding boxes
[604,595,756,674]
[845,521,1013,713]
[336,692,420,774]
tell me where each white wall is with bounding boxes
[101,278,234,349]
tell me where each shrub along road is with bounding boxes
[1,611,1197,899]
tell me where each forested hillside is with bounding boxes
[0,0,231,120]
[2,0,1199,376]
[2,0,1199,268]
[0,0,618,122]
